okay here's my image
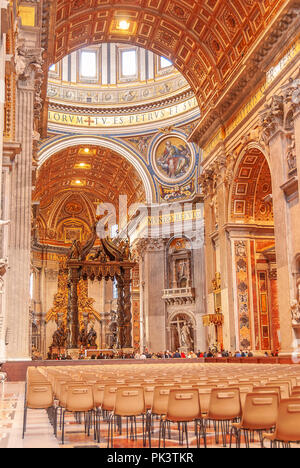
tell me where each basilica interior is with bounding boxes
[0,0,300,450]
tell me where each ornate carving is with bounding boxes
[291,300,300,326]
[15,46,41,82]
[259,95,284,143]
[0,258,8,294]
[286,132,297,173]
[134,238,165,258]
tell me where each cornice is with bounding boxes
[48,89,195,116]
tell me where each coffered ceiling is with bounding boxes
[49,0,284,113]
[33,145,146,245]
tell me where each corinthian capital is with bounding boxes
[134,238,165,257]
[280,69,300,112]
[15,43,43,82]
[199,169,214,198]
[259,95,284,143]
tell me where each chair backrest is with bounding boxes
[93,383,105,408]
[59,381,84,408]
[143,385,155,411]
[274,399,300,442]
[66,384,94,412]
[102,384,119,412]
[254,386,281,401]
[266,381,290,399]
[114,387,145,417]
[194,385,215,414]
[207,387,242,420]
[166,388,201,422]
[26,383,53,409]
[152,386,172,415]
[241,392,279,430]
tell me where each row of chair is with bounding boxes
[22,364,300,448]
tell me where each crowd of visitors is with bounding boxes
[42,347,280,361]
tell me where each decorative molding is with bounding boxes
[280,177,299,202]
[190,6,300,148]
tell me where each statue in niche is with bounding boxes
[210,193,219,228]
[176,259,189,287]
[179,321,194,349]
[286,133,297,172]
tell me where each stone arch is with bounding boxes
[38,135,156,204]
[47,191,96,231]
[229,144,273,224]
[168,310,196,328]
[168,311,196,352]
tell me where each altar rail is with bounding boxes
[1,357,299,382]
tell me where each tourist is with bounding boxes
[173,350,181,358]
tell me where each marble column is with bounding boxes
[0,2,8,362]
[6,76,35,360]
[0,165,10,361]
[140,239,166,353]
[267,129,294,354]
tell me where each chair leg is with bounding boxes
[96,410,101,443]
[22,405,27,439]
[107,413,114,448]
[62,410,66,445]
[185,422,189,448]
[146,412,152,448]
[158,417,163,448]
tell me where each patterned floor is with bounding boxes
[0,382,298,449]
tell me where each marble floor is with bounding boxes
[0,382,297,449]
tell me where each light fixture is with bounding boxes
[75,180,81,184]
[79,163,86,167]
[84,148,90,153]
[118,20,130,31]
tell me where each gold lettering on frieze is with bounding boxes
[148,210,202,226]
[48,98,198,129]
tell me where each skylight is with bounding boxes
[161,57,173,68]
[81,51,97,78]
[121,50,137,76]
